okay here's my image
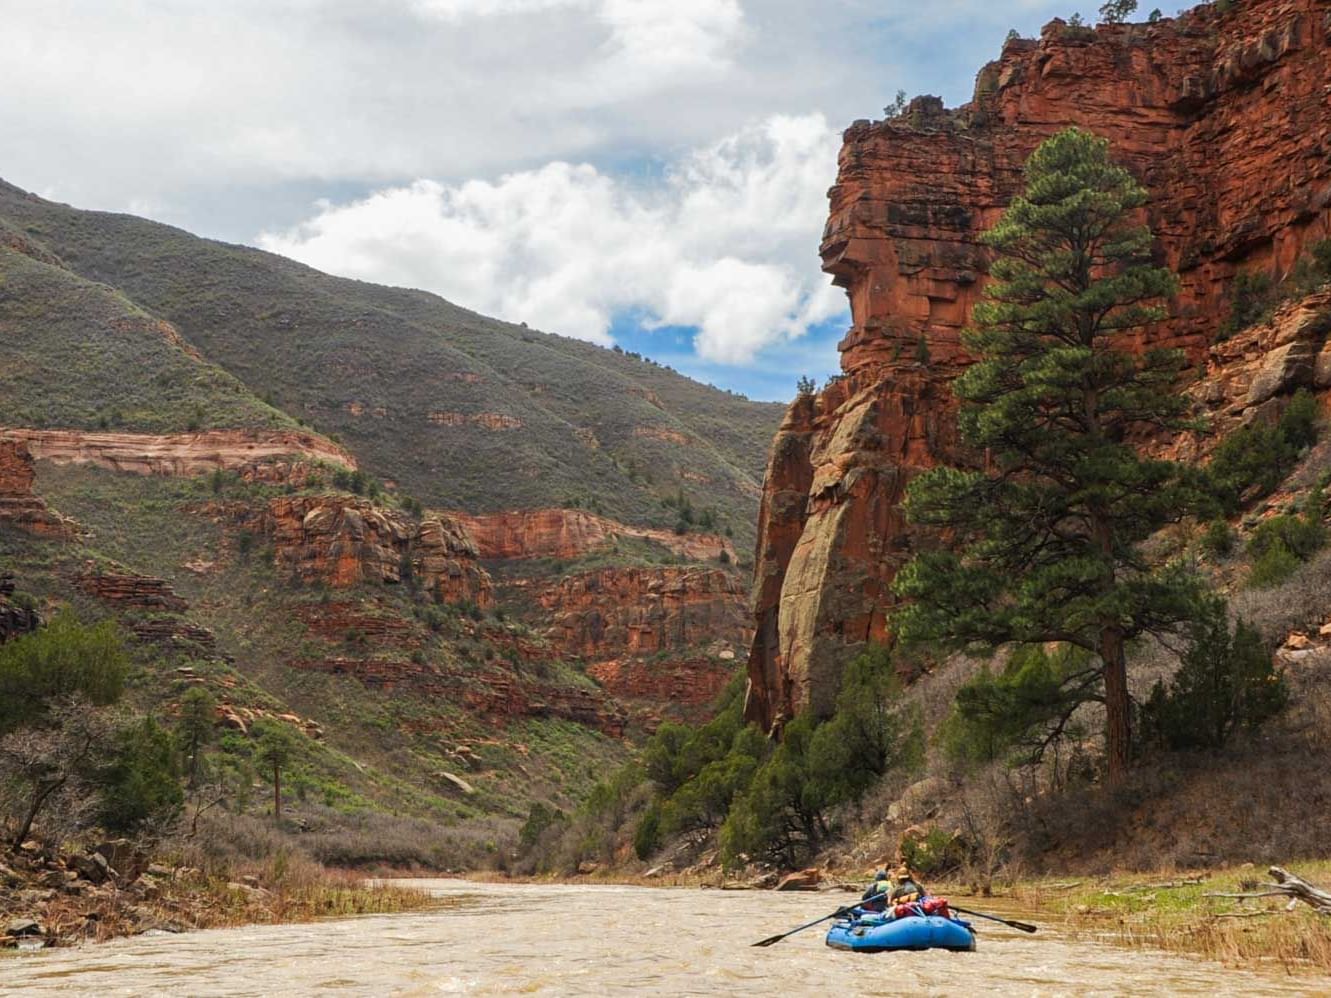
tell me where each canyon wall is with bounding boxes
[453,508,736,562]
[746,0,1331,729]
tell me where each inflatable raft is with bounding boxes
[825,911,976,953]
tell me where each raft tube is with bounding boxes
[825,913,976,953]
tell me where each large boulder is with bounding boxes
[775,867,822,891]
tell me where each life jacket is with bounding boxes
[890,879,923,904]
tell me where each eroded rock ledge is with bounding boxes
[453,508,736,563]
[0,428,355,477]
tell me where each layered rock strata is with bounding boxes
[747,0,1331,730]
[0,438,75,537]
[264,497,495,608]
[453,508,735,563]
[1,428,355,477]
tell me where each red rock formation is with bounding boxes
[296,602,420,647]
[538,567,749,660]
[265,497,495,607]
[747,0,1331,730]
[586,657,733,716]
[1,428,355,478]
[0,438,76,537]
[76,566,188,612]
[453,508,736,563]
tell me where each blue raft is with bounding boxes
[825,911,976,953]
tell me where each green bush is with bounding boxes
[1246,507,1326,588]
[0,611,128,734]
[1199,519,1235,557]
[1139,599,1285,751]
[899,827,966,878]
[1249,543,1301,588]
[1219,271,1274,338]
[632,802,662,860]
[97,717,184,833]
[939,644,1094,768]
[1206,390,1321,514]
[719,647,921,868]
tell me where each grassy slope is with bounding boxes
[0,180,784,548]
[0,463,630,838]
[0,235,293,433]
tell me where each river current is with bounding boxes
[2,879,1324,996]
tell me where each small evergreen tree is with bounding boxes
[177,686,216,789]
[893,128,1202,781]
[98,717,184,834]
[253,721,300,824]
[1139,598,1286,750]
[1099,0,1137,23]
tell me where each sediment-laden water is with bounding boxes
[1,879,1320,995]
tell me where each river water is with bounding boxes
[2,879,1323,996]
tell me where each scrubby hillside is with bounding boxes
[0,180,781,548]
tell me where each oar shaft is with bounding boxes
[951,906,1037,933]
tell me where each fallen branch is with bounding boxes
[1212,911,1277,920]
[1203,891,1288,901]
[1266,866,1331,915]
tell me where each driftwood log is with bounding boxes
[1203,866,1331,915]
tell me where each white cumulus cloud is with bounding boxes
[259,113,844,364]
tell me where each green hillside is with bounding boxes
[0,227,293,434]
[0,181,783,548]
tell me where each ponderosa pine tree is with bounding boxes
[892,127,1203,782]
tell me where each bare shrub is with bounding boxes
[1231,547,1331,640]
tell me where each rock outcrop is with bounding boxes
[265,497,494,607]
[539,567,749,660]
[0,438,75,537]
[1,429,355,478]
[453,508,736,563]
[0,574,39,643]
[747,0,1331,730]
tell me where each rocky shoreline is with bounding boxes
[0,839,433,950]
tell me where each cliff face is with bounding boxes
[746,0,1331,730]
[0,438,75,537]
[453,508,736,563]
[263,497,495,608]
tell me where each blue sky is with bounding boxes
[2,0,1083,401]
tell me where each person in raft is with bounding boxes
[859,870,892,912]
[883,865,952,921]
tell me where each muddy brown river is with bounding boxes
[2,880,1324,995]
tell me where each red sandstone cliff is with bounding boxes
[263,497,495,607]
[453,508,736,563]
[0,438,75,537]
[746,0,1331,730]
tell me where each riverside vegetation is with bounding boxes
[0,613,434,948]
[517,128,1331,973]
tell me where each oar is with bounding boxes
[751,905,854,947]
[950,905,1038,933]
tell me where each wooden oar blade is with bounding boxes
[751,934,787,947]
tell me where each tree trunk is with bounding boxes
[273,763,282,824]
[1101,627,1130,783]
[11,779,63,850]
